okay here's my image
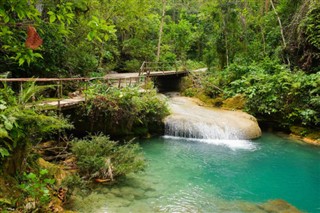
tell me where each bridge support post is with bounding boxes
[118,78,121,88]
[57,80,63,143]
[57,80,63,113]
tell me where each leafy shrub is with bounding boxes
[204,59,287,98]
[199,59,319,128]
[183,88,199,97]
[19,169,55,211]
[302,2,320,50]
[71,135,145,182]
[226,67,320,127]
[185,60,206,70]
[123,59,141,72]
[82,86,169,136]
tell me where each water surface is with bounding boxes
[71,133,320,212]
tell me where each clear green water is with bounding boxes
[72,133,320,213]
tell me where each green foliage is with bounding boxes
[47,2,75,27]
[0,0,318,133]
[19,169,55,210]
[291,1,320,72]
[0,83,72,174]
[123,59,141,72]
[185,60,206,70]
[87,16,116,42]
[0,0,42,67]
[164,19,195,64]
[0,0,318,77]
[61,173,86,192]
[183,88,199,97]
[83,85,169,136]
[302,1,320,50]
[71,135,145,181]
[200,57,319,128]
[223,62,320,127]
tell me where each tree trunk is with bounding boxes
[265,0,270,13]
[156,0,166,62]
[3,143,28,176]
[270,0,286,48]
[223,19,229,67]
[270,0,291,65]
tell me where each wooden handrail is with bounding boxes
[139,61,179,76]
[0,77,87,82]
[0,76,147,112]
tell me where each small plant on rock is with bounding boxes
[71,135,145,183]
[19,169,55,212]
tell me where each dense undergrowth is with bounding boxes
[75,83,169,137]
[0,82,71,211]
[183,59,320,135]
[0,81,165,212]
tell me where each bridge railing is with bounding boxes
[0,76,146,110]
[0,77,87,110]
[139,61,178,76]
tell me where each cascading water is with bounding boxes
[165,116,244,140]
[164,96,261,141]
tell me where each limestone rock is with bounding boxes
[165,96,261,140]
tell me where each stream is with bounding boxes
[70,134,320,213]
[69,97,320,213]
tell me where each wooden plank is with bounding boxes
[37,97,85,108]
[0,69,197,83]
[0,77,87,82]
[147,70,188,77]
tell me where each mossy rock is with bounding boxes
[290,126,308,136]
[222,94,246,110]
[259,199,302,213]
[38,158,69,185]
[290,126,320,145]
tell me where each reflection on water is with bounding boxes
[69,133,320,213]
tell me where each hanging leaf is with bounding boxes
[0,147,10,158]
[25,26,43,50]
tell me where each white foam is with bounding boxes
[163,135,258,151]
[164,97,262,141]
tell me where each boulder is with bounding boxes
[165,97,261,140]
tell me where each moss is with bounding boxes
[290,126,320,139]
[222,94,246,110]
[184,92,245,111]
[0,176,20,210]
[191,92,216,107]
[259,199,301,213]
[38,158,69,186]
[180,76,194,92]
[306,131,320,141]
[290,126,308,136]
[290,126,320,145]
[209,97,224,107]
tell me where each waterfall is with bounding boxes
[164,96,261,141]
[165,116,244,140]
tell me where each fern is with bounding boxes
[303,2,320,49]
[18,80,55,105]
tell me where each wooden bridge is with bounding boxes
[139,61,189,76]
[0,62,206,110]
